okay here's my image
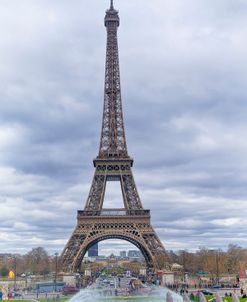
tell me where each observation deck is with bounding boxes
[77,209,150,218]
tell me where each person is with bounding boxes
[190,292,195,300]
[0,291,3,301]
[225,292,228,296]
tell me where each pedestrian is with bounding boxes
[190,292,195,300]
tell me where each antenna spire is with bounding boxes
[110,0,114,9]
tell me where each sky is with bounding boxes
[0,0,247,256]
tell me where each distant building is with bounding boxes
[83,255,106,263]
[128,250,142,258]
[120,251,127,258]
[88,243,98,257]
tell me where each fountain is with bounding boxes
[232,293,240,302]
[69,286,183,302]
[199,292,207,302]
[215,292,223,302]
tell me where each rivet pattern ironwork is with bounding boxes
[61,2,166,272]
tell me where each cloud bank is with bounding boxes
[0,0,247,255]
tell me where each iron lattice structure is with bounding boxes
[61,1,166,272]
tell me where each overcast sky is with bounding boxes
[0,0,247,256]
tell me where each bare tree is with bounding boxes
[24,247,51,275]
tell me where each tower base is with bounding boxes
[61,209,166,272]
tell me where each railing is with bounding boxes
[77,209,150,217]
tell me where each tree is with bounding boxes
[196,247,227,281]
[155,254,171,270]
[24,247,51,275]
[0,266,8,277]
[226,244,245,274]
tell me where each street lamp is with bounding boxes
[54,253,58,292]
[21,273,28,293]
[13,256,17,291]
[216,250,219,285]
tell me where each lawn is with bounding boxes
[2,298,70,302]
[5,297,166,302]
[8,301,31,302]
[193,295,247,302]
[93,298,167,301]
[37,298,69,302]
[6,294,247,302]
[219,298,247,302]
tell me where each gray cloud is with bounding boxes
[0,0,247,256]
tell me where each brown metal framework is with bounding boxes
[61,1,166,272]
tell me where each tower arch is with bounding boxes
[72,234,154,271]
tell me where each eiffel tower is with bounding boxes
[61,0,166,272]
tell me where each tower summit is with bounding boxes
[61,2,167,272]
[100,0,125,158]
[110,0,114,10]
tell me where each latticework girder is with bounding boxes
[99,0,128,159]
[60,1,167,272]
[62,214,165,272]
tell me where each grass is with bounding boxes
[37,298,69,302]
[98,298,164,301]
[101,268,126,275]
[7,294,247,302]
[220,298,247,302]
[7,301,33,302]
[3,300,36,302]
[2,298,70,302]
[192,295,247,302]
